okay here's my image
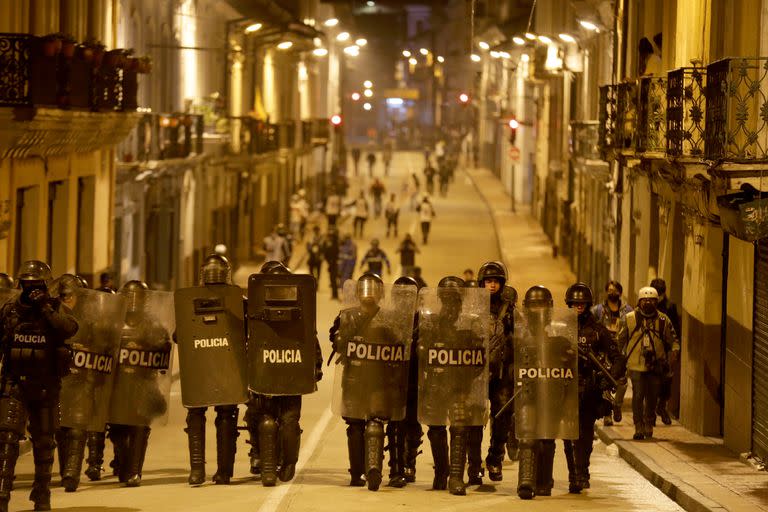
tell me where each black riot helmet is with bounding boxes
[260,260,290,274]
[200,254,232,285]
[357,272,384,305]
[523,285,554,308]
[0,273,14,289]
[54,274,82,299]
[437,276,465,323]
[76,275,89,288]
[502,285,518,306]
[120,280,149,316]
[16,260,53,286]
[394,276,418,288]
[523,285,553,334]
[477,261,507,288]
[437,276,465,296]
[565,282,593,308]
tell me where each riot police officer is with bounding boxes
[246,261,322,487]
[562,283,623,493]
[385,276,420,488]
[0,261,78,512]
[0,274,14,289]
[516,285,578,499]
[176,255,244,486]
[330,273,415,491]
[474,261,515,484]
[108,281,173,487]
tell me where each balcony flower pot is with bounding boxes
[41,35,62,57]
[125,57,139,72]
[61,36,76,58]
[137,56,152,74]
[77,45,94,63]
[103,50,125,69]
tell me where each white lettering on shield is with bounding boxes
[118,348,171,370]
[72,349,114,374]
[193,337,230,349]
[346,342,406,362]
[427,348,485,366]
[517,367,574,379]
[262,349,303,364]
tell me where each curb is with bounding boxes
[462,168,507,267]
[596,426,726,512]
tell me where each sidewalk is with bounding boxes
[466,166,768,512]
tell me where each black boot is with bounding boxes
[279,408,300,483]
[403,424,422,483]
[61,428,86,492]
[185,409,206,486]
[30,435,55,511]
[517,442,536,499]
[657,400,672,425]
[448,428,467,496]
[427,427,448,490]
[125,427,150,487]
[213,407,238,485]
[386,422,406,488]
[245,394,262,475]
[564,440,581,493]
[466,426,484,486]
[55,428,68,479]
[346,421,366,486]
[0,432,20,512]
[364,420,384,491]
[107,424,127,481]
[259,416,278,487]
[85,431,106,481]
[535,440,555,496]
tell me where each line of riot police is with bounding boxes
[328,261,627,500]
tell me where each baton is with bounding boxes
[579,346,620,389]
[494,387,523,420]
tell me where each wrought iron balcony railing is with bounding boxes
[637,76,667,155]
[0,32,143,112]
[571,121,600,160]
[598,84,617,156]
[615,80,639,152]
[705,57,768,162]
[135,113,204,161]
[667,67,706,158]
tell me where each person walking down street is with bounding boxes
[438,160,451,197]
[382,139,394,176]
[423,163,437,196]
[324,188,342,227]
[384,193,400,238]
[591,280,634,425]
[263,224,292,266]
[650,278,681,425]
[306,226,324,282]
[366,151,377,177]
[350,192,370,239]
[617,287,679,440]
[409,173,421,210]
[369,178,386,218]
[396,234,419,274]
[323,227,341,300]
[289,193,309,241]
[562,283,624,493]
[360,239,391,276]
[416,196,436,244]
[338,233,358,285]
[351,147,362,177]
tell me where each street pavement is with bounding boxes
[10,151,681,511]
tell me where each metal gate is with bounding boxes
[752,238,768,461]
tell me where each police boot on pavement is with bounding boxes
[174,255,246,486]
[418,277,489,495]
[515,286,579,499]
[562,283,624,493]
[477,261,516,483]
[107,281,174,487]
[247,261,322,486]
[0,261,78,512]
[330,274,417,491]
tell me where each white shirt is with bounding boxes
[418,201,435,222]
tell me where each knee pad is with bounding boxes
[0,396,27,435]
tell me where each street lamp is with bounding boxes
[351,92,361,101]
[363,102,372,111]
[363,80,373,88]
[420,48,429,56]
[277,41,293,50]
[437,55,444,63]
[356,38,368,46]
[324,18,339,27]
[245,23,262,33]
[408,57,417,65]
[313,48,328,57]
[459,93,469,103]
[525,32,537,40]
[470,54,481,62]
[337,31,351,42]
[363,88,373,97]
[402,50,411,57]
[478,41,490,50]
[513,36,525,45]
[579,20,599,31]
[520,53,530,62]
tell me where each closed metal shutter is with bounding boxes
[752,238,768,461]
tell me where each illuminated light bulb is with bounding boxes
[313,48,328,57]
[478,41,490,50]
[513,36,525,45]
[245,23,262,34]
[337,31,350,42]
[470,53,481,62]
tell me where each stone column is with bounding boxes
[29,0,59,35]
[60,0,88,40]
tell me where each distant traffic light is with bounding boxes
[331,114,342,126]
[508,118,518,144]
[459,93,469,104]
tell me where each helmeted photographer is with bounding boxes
[617,286,679,440]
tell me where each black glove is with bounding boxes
[28,288,50,306]
[56,346,73,377]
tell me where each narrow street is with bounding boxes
[10,152,680,511]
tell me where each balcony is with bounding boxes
[131,113,204,162]
[705,57,768,162]
[637,76,668,155]
[571,121,600,160]
[615,80,639,153]
[598,84,617,157]
[0,32,146,157]
[667,67,706,158]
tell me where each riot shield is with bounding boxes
[0,289,18,307]
[247,273,317,396]
[331,281,417,421]
[514,307,579,440]
[60,289,126,430]
[175,285,247,407]
[417,287,489,426]
[108,291,175,427]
